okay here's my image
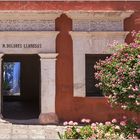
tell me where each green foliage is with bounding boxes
[58,125,92,139]
[3,81,11,90]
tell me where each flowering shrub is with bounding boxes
[58,118,140,139]
[94,31,140,112]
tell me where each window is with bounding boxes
[86,54,110,97]
[3,62,21,96]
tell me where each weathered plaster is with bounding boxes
[66,11,134,31]
[0,20,54,31]
[0,11,62,31]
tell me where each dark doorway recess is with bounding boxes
[2,54,40,120]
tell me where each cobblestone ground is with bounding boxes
[0,119,65,139]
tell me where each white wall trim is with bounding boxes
[65,10,134,20]
[0,10,134,20]
[39,53,58,59]
[0,11,62,20]
[70,31,129,97]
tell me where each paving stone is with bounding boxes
[0,122,66,139]
[43,125,58,128]
[0,128,11,134]
[30,129,45,135]
[29,135,46,139]
[12,124,28,129]
[12,128,28,134]
[29,125,43,129]
[11,134,29,139]
[0,124,12,129]
[45,131,59,139]
[0,134,11,139]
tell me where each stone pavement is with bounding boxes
[0,119,65,139]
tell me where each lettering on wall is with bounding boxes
[2,44,42,48]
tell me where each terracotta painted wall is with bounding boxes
[0,1,140,122]
[54,2,140,123]
[55,14,140,122]
[0,1,139,11]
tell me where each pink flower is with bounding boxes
[138,55,140,59]
[128,95,135,98]
[66,127,72,134]
[63,121,68,126]
[95,84,99,88]
[115,125,120,130]
[105,121,111,126]
[128,135,138,139]
[85,119,91,123]
[120,121,126,126]
[81,118,91,123]
[91,123,96,127]
[136,128,140,134]
[81,118,86,123]
[129,71,136,77]
[73,122,78,126]
[132,86,139,92]
[136,101,140,105]
[121,105,127,110]
[131,30,136,37]
[112,118,117,123]
[132,117,137,123]
[123,116,127,120]
[68,121,74,125]
[131,42,139,48]
[124,53,128,57]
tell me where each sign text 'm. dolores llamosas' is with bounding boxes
[2,44,42,48]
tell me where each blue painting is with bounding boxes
[3,62,21,96]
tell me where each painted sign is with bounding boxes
[0,31,58,54]
[2,44,42,48]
